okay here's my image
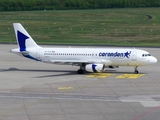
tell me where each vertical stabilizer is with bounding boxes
[13,23,39,51]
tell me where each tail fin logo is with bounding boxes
[17,30,29,51]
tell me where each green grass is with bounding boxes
[0,8,160,46]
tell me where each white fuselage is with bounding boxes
[23,47,157,67]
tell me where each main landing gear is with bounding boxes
[77,63,85,74]
[77,69,84,74]
[134,66,139,74]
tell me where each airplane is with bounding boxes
[10,23,157,74]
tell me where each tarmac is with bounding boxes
[0,44,160,120]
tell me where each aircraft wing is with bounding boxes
[50,59,112,65]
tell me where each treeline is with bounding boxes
[0,0,160,11]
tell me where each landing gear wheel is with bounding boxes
[134,66,139,74]
[77,63,86,74]
[77,69,84,74]
[134,70,139,74]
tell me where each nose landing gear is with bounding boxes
[134,66,139,74]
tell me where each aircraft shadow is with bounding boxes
[0,67,74,72]
[0,67,77,77]
[0,68,144,78]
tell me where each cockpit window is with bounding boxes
[142,54,151,57]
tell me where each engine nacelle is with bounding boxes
[85,64,104,73]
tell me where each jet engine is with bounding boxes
[85,64,104,73]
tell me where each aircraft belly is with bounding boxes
[111,59,129,66]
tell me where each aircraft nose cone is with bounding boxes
[151,57,157,64]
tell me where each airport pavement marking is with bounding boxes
[86,73,113,78]
[0,76,109,117]
[58,86,74,90]
[116,74,145,79]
